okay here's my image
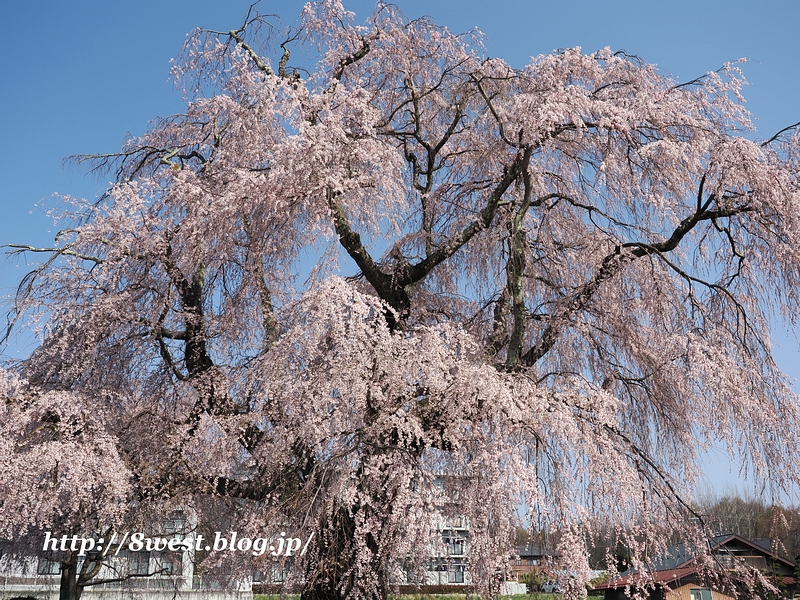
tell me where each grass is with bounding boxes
[255,595,562,600]
[394,596,562,600]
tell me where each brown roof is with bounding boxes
[594,535,797,592]
[594,566,700,590]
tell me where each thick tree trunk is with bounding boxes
[59,550,82,600]
[301,505,388,600]
[299,423,423,600]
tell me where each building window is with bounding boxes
[37,557,61,575]
[155,552,182,576]
[271,562,291,582]
[742,555,767,570]
[690,589,712,600]
[446,538,465,556]
[164,512,187,539]
[717,555,735,569]
[448,566,465,583]
[128,551,151,575]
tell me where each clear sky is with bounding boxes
[1,0,799,499]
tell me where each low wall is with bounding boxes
[0,583,252,600]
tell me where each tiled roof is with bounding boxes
[594,566,700,590]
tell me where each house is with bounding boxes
[595,534,797,600]
[510,542,549,580]
[507,542,556,594]
[508,541,557,588]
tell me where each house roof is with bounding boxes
[515,543,549,558]
[645,534,795,572]
[705,534,795,570]
[594,566,701,590]
[595,534,797,592]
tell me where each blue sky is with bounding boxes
[1,0,799,498]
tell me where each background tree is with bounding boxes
[0,370,197,600]
[4,2,800,599]
[696,493,800,559]
[0,369,135,600]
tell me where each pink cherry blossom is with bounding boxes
[4,3,800,599]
